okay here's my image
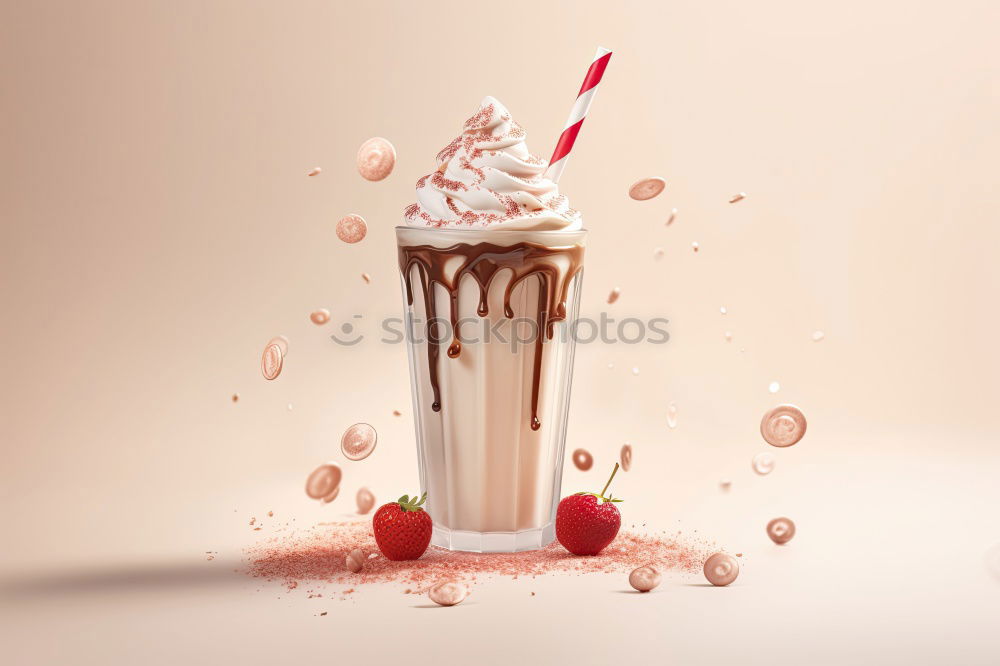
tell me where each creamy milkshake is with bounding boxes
[398,97,585,552]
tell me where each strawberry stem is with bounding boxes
[599,463,620,500]
[572,463,624,503]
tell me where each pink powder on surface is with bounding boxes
[244,521,714,595]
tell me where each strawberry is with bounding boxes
[556,463,623,556]
[372,492,433,561]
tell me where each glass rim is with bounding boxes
[395,225,587,236]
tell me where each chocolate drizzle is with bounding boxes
[398,241,584,431]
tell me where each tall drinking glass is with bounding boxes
[396,227,586,552]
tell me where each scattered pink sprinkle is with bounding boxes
[244,521,714,596]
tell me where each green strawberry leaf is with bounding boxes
[398,492,428,512]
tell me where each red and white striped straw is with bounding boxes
[544,46,613,184]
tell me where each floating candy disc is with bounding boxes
[628,177,666,201]
[620,444,632,472]
[356,487,376,515]
[356,137,396,181]
[767,517,796,545]
[341,423,377,461]
[752,452,775,476]
[267,335,289,356]
[760,404,807,447]
[572,448,593,471]
[261,343,283,380]
[305,463,342,500]
[336,214,368,244]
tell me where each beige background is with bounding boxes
[2,0,999,664]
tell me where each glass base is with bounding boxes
[430,522,555,553]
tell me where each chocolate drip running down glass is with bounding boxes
[397,97,586,552]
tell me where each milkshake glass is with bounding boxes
[397,97,586,552]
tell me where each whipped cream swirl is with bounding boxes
[404,97,582,231]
